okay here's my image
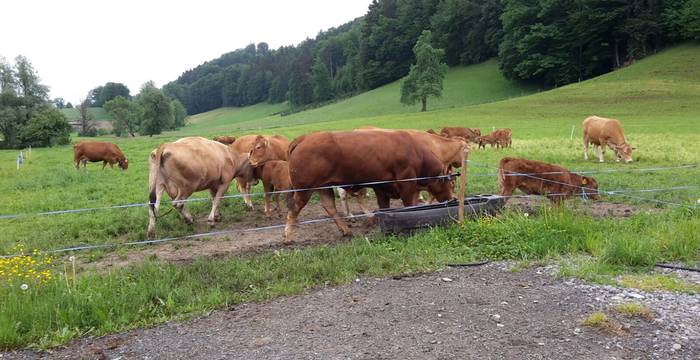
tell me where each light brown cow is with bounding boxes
[231,134,290,208]
[253,160,292,218]
[147,137,249,238]
[440,127,481,143]
[73,141,128,170]
[213,135,236,145]
[498,157,600,204]
[284,130,455,243]
[476,134,498,149]
[582,116,634,163]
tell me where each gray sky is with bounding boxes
[1,0,373,104]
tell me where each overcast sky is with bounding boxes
[1,0,373,104]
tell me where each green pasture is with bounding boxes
[0,44,698,349]
[59,107,113,122]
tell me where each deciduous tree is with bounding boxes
[400,30,447,112]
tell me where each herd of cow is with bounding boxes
[71,115,634,243]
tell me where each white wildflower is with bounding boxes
[20,284,28,291]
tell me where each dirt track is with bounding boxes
[9,263,698,360]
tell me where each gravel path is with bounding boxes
[6,263,699,360]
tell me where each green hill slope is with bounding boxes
[181,59,540,135]
[60,107,112,121]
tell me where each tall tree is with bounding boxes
[94,82,130,106]
[312,59,334,102]
[138,81,172,136]
[104,96,142,137]
[170,99,187,129]
[53,97,65,109]
[400,30,448,112]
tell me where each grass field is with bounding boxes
[0,44,698,349]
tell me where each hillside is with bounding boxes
[60,107,113,122]
[181,60,540,135]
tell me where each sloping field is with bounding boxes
[181,59,540,135]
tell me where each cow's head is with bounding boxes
[580,176,600,200]
[472,128,481,137]
[614,143,634,163]
[425,174,456,202]
[248,135,271,166]
[119,157,128,170]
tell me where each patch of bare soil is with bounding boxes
[8,264,698,359]
[76,197,648,272]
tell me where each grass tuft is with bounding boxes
[581,312,628,336]
[611,303,654,320]
[618,274,700,294]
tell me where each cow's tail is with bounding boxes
[148,145,167,215]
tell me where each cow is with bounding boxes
[147,137,249,238]
[498,157,600,204]
[213,135,236,145]
[336,187,373,220]
[73,141,128,170]
[284,130,456,243]
[230,134,291,208]
[582,116,634,163]
[476,134,498,149]
[440,127,481,143]
[253,160,292,218]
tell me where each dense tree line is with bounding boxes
[165,0,699,115]
[0,56,70,148]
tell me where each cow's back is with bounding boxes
[74,141,123,160]
[163,137,232,190]
[583,116,624,143]
[232,134,290,160]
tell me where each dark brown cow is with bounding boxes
[231,134,290,208]
[440,127,481,143]
[253,160,292,218]
[73,141,128,170]
[213,135,236,145]
[147,137,249,238]
[284,130,455,243]
[498,157,599,204]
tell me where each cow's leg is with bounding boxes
[285,190,312,244]
[583,137,590,161]
[209,189,222,221]
[173,189,194,225]
[102,161,107,170]
[274,193,283,217]
[263,182,273,218]
[375,190,391,209]
[319,188,352,237]
[337,188,352,217]
[236,178,254,209]
[207,184,228,224]
[596,145,605,162]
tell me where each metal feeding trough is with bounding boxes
[375,195,505,235]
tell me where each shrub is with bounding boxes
[17,108,71,147]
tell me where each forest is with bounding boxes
[164,0,700,115]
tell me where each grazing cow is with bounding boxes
[440,127,481,143]
[231,134,290,208]
[476,134,498,149]
[284,130,455,243]
[582,116,634,163]
[498,157,599,204]
[73,141,128,170]
[213,135,236,145]
[253,160,292,218]
[147,137,249,238]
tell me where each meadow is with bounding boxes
[0,44,698,349]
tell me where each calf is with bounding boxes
[493,128,512,148]
[253,160,292,218]
[213,135,236,145]
[498,157,599,204]
[440,127,481,143]
[231,134,290,208]
[476,134,498,149]
[73,141,128,170]
[582,116,634,163]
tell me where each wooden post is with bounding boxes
[458,146,469,222]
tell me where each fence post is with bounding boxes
[570,125,575,140]
[458,146,469,222]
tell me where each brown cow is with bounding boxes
[147,137,249,238]
[231,134,290,208]
[476,134,498,149]
[253,160,292,218]
[498,157,600,204]
[284,130,455,243]
[213,135,236,145]
[440,127,481,143]
[73,141,128,170]
[582,116,634,163]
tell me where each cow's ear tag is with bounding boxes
[582,178,588,185]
